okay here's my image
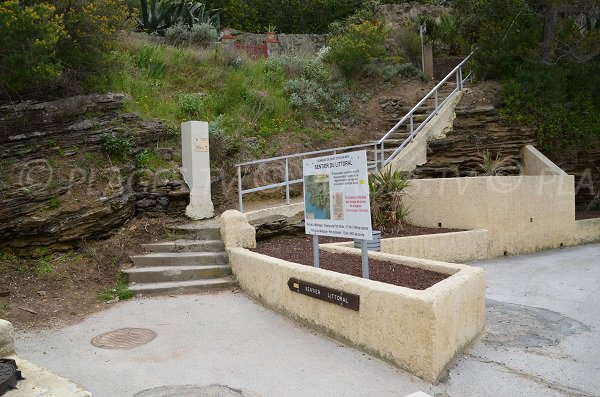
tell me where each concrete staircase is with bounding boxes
[365,81,459,165]
[123,222,236,296]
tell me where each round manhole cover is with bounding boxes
[91,328,156,350]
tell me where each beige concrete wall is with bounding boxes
[522,145,566,176]
[229,248,485,382]
[388,91,462,173]
[321,230,490,263]
[404,175,576,257]
[573,218,600,245]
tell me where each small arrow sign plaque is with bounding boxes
[287,277,360,311]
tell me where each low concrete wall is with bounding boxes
[245,202,304,225]
[574,218,600,245]
[405,175,576,256]
[229,248,485,382]
[321,230,490,263]
[522,145,566,176]
[389,92,462,173]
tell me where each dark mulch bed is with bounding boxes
[576,211,600,220]
[253,234,450,290]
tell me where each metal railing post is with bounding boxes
[380,142,385,169]
[237,165,244,213]
[434,88,439,115]
[459,67,463,90]
[456,70,460,90]
[373,143,378,172]
[285,158,290,205]
[410,115,414,137]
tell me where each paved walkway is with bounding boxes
[14,244,600,397]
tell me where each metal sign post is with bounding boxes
[313,235,320,268]
[361,240,369,279]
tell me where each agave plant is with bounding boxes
[368,168,410,233]
[137,0,221,34]
[137,0,168,33]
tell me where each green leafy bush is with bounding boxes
[102,133,133,159]
[134,45,167,79]
[325,21,386,78]
[213,0,362,34]
[364,60,426,82]
[501,62,600,151]
[0,1,67,95]
[165,22,218,47]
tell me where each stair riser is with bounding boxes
[168,228,221,240]
[130,281,237,295]
[126,267,231,283]
[141,242,225,253]
[131,255,228,267]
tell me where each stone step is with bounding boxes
[167,224,221,240]
[142,239,225,253]
[129,277,237,296]
[124,265,231,283]
[130,252,228,267]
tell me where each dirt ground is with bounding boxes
[0,215,180,330]
[253,231,450,290]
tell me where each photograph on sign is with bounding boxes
[303,150,372,240]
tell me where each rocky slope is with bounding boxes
[0,93,188,255]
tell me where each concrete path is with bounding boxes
[14,244,600,397]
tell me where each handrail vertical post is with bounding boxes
[456,69,460,90]
[237,165,244,213]
[459,67,463,90]
[381,142,385,169]
[410,115,414,138]
[373,143,378,172]
[434,88,439,115]
[285,158,290,205]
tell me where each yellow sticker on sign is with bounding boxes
[359,180,366,184]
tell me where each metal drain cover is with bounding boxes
[91,328,156,350]
[134,385,260,397]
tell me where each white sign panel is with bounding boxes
[303,150,372,240]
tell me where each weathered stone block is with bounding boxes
[220,210,256,249]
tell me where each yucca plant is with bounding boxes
[368,168,410,233]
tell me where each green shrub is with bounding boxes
[0,1,67,95]
[176,92,206,119]
[134,45,167,79]
[48,196,61,209]
[97,277,135,302]
[325,21,386,78]
[165,22,218,47]
[136,150,169,170]
[364,60,426,82]
[501,62,600,151]
[102,133,133,159]
[387,24,421,66]
[189,22,218,47]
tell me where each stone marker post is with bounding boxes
[181,121,214,220]
[423,43,434,79]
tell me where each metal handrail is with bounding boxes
[235,53,474,212]
[376,52,473,168]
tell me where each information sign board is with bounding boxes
[303,151,372,240]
